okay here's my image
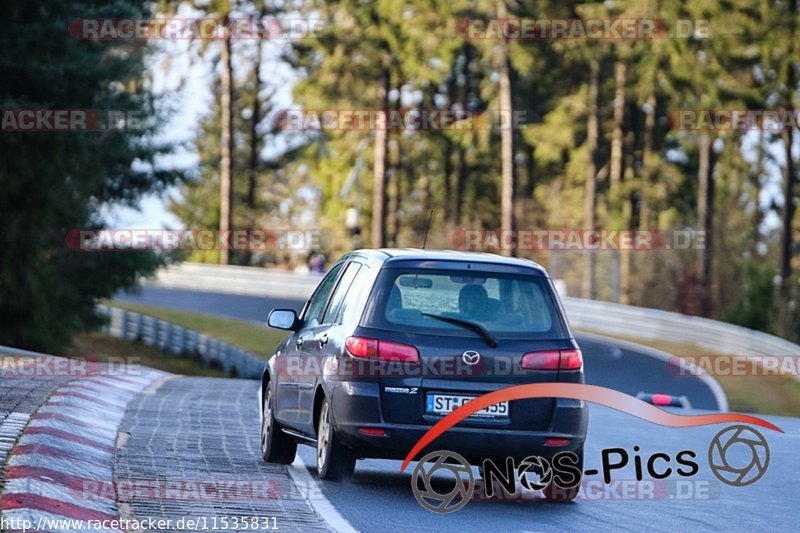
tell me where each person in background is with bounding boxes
[308,253,327,274]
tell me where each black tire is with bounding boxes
[316,398,356,481]
[261,387,297,464]
[543,448,583,502]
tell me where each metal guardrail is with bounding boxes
[561,298,800,357]
[147,262,800,357]
[149,262,322,299]
[97,305,265,379]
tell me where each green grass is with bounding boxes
[106,301,287,359]
[67,332,227,377]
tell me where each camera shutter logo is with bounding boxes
[708,425,770,487]
[411,450,475,513]
[462,350,480,365]
[516,455,553,492]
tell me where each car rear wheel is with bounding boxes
[543,448,583,502]
[316,398,356,481]
[261,387,297,464]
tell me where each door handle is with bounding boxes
[319,333,329,347]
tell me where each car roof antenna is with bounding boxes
[421,209,434,249]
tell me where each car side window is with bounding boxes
[338,264,372,325]
[302,262,344,328]
[322,262,362,325]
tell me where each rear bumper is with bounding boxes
[329,380,588,462]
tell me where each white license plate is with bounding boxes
[426,393,509,418]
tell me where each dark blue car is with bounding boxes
[260,249,588,498]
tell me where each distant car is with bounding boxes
[259,249,588,499]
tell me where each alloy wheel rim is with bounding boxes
[317,402,330,470]
[261,390,272,454]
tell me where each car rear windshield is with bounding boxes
[364,268,569,339]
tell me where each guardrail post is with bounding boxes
[157,320,169,350]
[142,316,154,346]
[198,334,209,365]
[173,326,186,355]
[185,330,197,356]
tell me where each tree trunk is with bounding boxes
[609,60,627,303]
[418,172,430,215]
[639,93,656,228]
[780,0,797,281]
[697,133,714,316]
[637,92,657,307]
[371,65,390,248]
[781,127,796,281]
[247,41,262,211]
[620,131,637,305]
[219,25,234,265]
[497,0,515,256]
[453,43,472,228]
[443,139,453,224]
[609,61,626,198]
[582,58,600,300]
[387,141,400,247]
[241,43,262,266]
[754,129,765,244]
[455,147,466,225]
[524,144,536,198]
[387,90,403,247]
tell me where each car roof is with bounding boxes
[347,248,547,274]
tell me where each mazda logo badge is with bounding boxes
[462,350,480,365]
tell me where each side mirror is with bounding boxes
[267,309,298,331]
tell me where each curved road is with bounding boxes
[108,287,800,532]
[112,375,796,532]
[115,286,721,409]
[109,286,800,531]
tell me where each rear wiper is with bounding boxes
[421,313,498,348]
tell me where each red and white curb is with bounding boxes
[1,367,169,532]
[0,414,30,467]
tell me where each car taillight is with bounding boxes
[520,350,561,370]
[651,394,673,406]
[521,349,583,370]
[345,336,420,363]
[345,337,378,358]
[559,349,583,370]
[378,341,420,363]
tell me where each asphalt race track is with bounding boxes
[115,375,799,532]
[57,285,794,532]
[292,407,798,532]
